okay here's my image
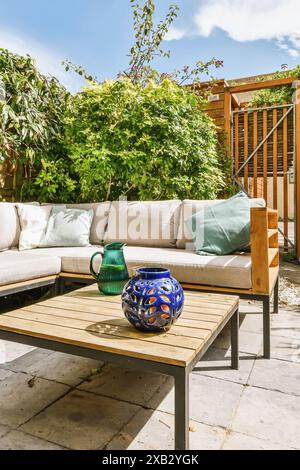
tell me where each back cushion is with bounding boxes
[104,200,181,248]
[17,204,67,250]
[67,202,111,244]
[0,203,20,251]
[176,197,265,249]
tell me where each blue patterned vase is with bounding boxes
[121,267,184,332]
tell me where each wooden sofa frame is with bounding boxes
[0,207,279,359]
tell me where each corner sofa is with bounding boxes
[0,199,279,358]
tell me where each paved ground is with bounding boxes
[0,290,300,450]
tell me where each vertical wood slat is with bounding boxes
[244,112,248,193]
[253,111,258,198]
[234,113,239,178]
[224,90,231,157]
[263,110,268,202]
[283,107,289,252]
[250,208,269,294]
[295,85,300,260]
[272,109,278,209]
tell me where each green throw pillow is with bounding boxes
[185,192,251,256]
[39,207,94,247]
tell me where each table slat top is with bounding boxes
[0,286,238,367]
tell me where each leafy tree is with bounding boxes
[62,78,224,202]
[124,0,179,84]
[64,0,223,88]
[0,48,69,200]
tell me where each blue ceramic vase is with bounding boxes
[121,268,184,332]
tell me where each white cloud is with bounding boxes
[287,49,299,58]
[0,28,83,92]
[165,26,187,41]
[194,0,300,58]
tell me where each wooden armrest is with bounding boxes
[250,207,279,294]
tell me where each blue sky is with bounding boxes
[1,0,300,91]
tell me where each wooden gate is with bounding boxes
[232,103,295,252]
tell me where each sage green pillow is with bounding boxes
[185,192,251,256]
[39,207,94,247]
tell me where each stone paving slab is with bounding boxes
[222,431,296,450]
[239,314,263,334]
[78,363,166,407]
[213,328,263,355]
[271,311,300,340]
[231,386,300,449]
[148,374,244,429]
[0,430,64,450]
[21,389,140,450]
[0,372,69,428]
[270,334,300,363]
[107,408,226,450]
[26,351,102,387]
[0,368,15,381]
[248,358,300,396]
[0,424,9,439]
[0,340,36,365]
[193,347,255,385]
[0,347,53,372]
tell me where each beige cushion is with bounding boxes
[124,247,252,289]
[0,203,20,251]
[104,200,181,248]
[176,198,266,249]
[67,202,110,244]
[17,204,66,250]
[34,245,252,289]
[25,246,102,257]
[0,251,61,286]
[25,246,102,275]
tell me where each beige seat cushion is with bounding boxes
[125,247,251,289]
[176,198,266,249]
[33,245,252,290]
[26,246,102,275]
[67,202,111,244]
[0,203,20,251]
[0,251,61,286]
[104,200,181,248]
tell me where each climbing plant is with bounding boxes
[249,66,300,107]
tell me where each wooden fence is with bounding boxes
[198,76,300,258]
[233,104,294,252]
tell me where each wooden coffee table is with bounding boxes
[0,286,239,450]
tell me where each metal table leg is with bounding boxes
[263,298,271,359]
[174,368,189,450]
[273,278,279,313]
[231,308,239,370]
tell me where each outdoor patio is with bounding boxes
[0,263,299,451]
[1,1,300,454]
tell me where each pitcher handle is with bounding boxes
[90,252,103,279]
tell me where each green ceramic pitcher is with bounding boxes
[90,242,129,295]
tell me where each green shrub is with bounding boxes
[0,48,69,200]
[62,78,224,202]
